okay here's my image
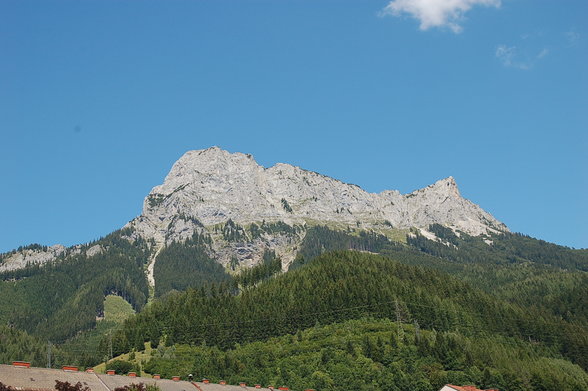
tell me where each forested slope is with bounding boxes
[0,229,150,342]
[154,231,231,297]
[142,318,588,391]
[294,225,588,324]
[2,221,587,387]
[408,224,588,271]
[111,251,588,371]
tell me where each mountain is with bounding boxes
[131,146,506,242]
[0,244,66,272]
[1,146,508,282]
[1,147,587,390]
[112,251,588,390]
[124,147,508,280]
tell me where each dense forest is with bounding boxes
[290,225,398,270]
[408,224,588,271]
[142,318,588,391]
[232,249,282,289]
[110,251,588,372]
[293,225,588,325]
[401,225,588,324]
[1,220,587,391]
[153,231,230,297]
[0,325,52,366]
[0,229,150,342]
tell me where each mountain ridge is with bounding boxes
[130,146,508,244]
[0,147,508,275]
[1,149,587,388]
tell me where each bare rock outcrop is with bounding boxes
[129,146,507,245]
[0,244,65,272]
[2,147,508,282]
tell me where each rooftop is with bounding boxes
[0,365,275,391]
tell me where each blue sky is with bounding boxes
[1,0,586,252]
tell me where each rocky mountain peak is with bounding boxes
[419,176,461,198]
[159,147,259,186]
[1,147,509,279]
[129,147,507,246]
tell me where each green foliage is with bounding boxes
[3,220,588,389]
[114,384,160,391]
[103,295,135,323]
[154,232,230,297]
[289,225,588,327]
[106,359,140,376]
[281,198,293,213]
[0,325,51,367]
[113,250,588,371]
[402,225,588,323]
[232,250,282,289]
[143,319,588,391]
[147,194,165,208]
[229,256,239,272]
[55,381,90,391]
[409,224,588,271]
[248,221,302,240]
[48,296,136,368]
[58,319,118,368]
[289,225,402,270]
[0,229,150,342]
[0,317,122,369]
[222,220,246,242]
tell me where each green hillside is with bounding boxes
[154,231,231,297]
[142,318,588,391]
[111,251,588,372]
[1,222,587,391]
[295,225,588,324]
[0,229,150,342]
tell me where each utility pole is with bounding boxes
[109,333,113,361]
[47,341,52,368]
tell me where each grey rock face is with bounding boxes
[1,147,507,281]
[129,146,507,246]
[0,245,66,272]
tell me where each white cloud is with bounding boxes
[495,44,549,70]
[565,31,580,45]
[496,45,523,69]
[380,0,501,33]
[537,48,549,59]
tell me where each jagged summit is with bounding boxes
[407,176,461,198]
[129,147,508,245]
[0,147,509,276]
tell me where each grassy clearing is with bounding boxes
[379,227,409,243]
[58,296,136,368]
[94,295,144,373]
[104,294,135,323]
